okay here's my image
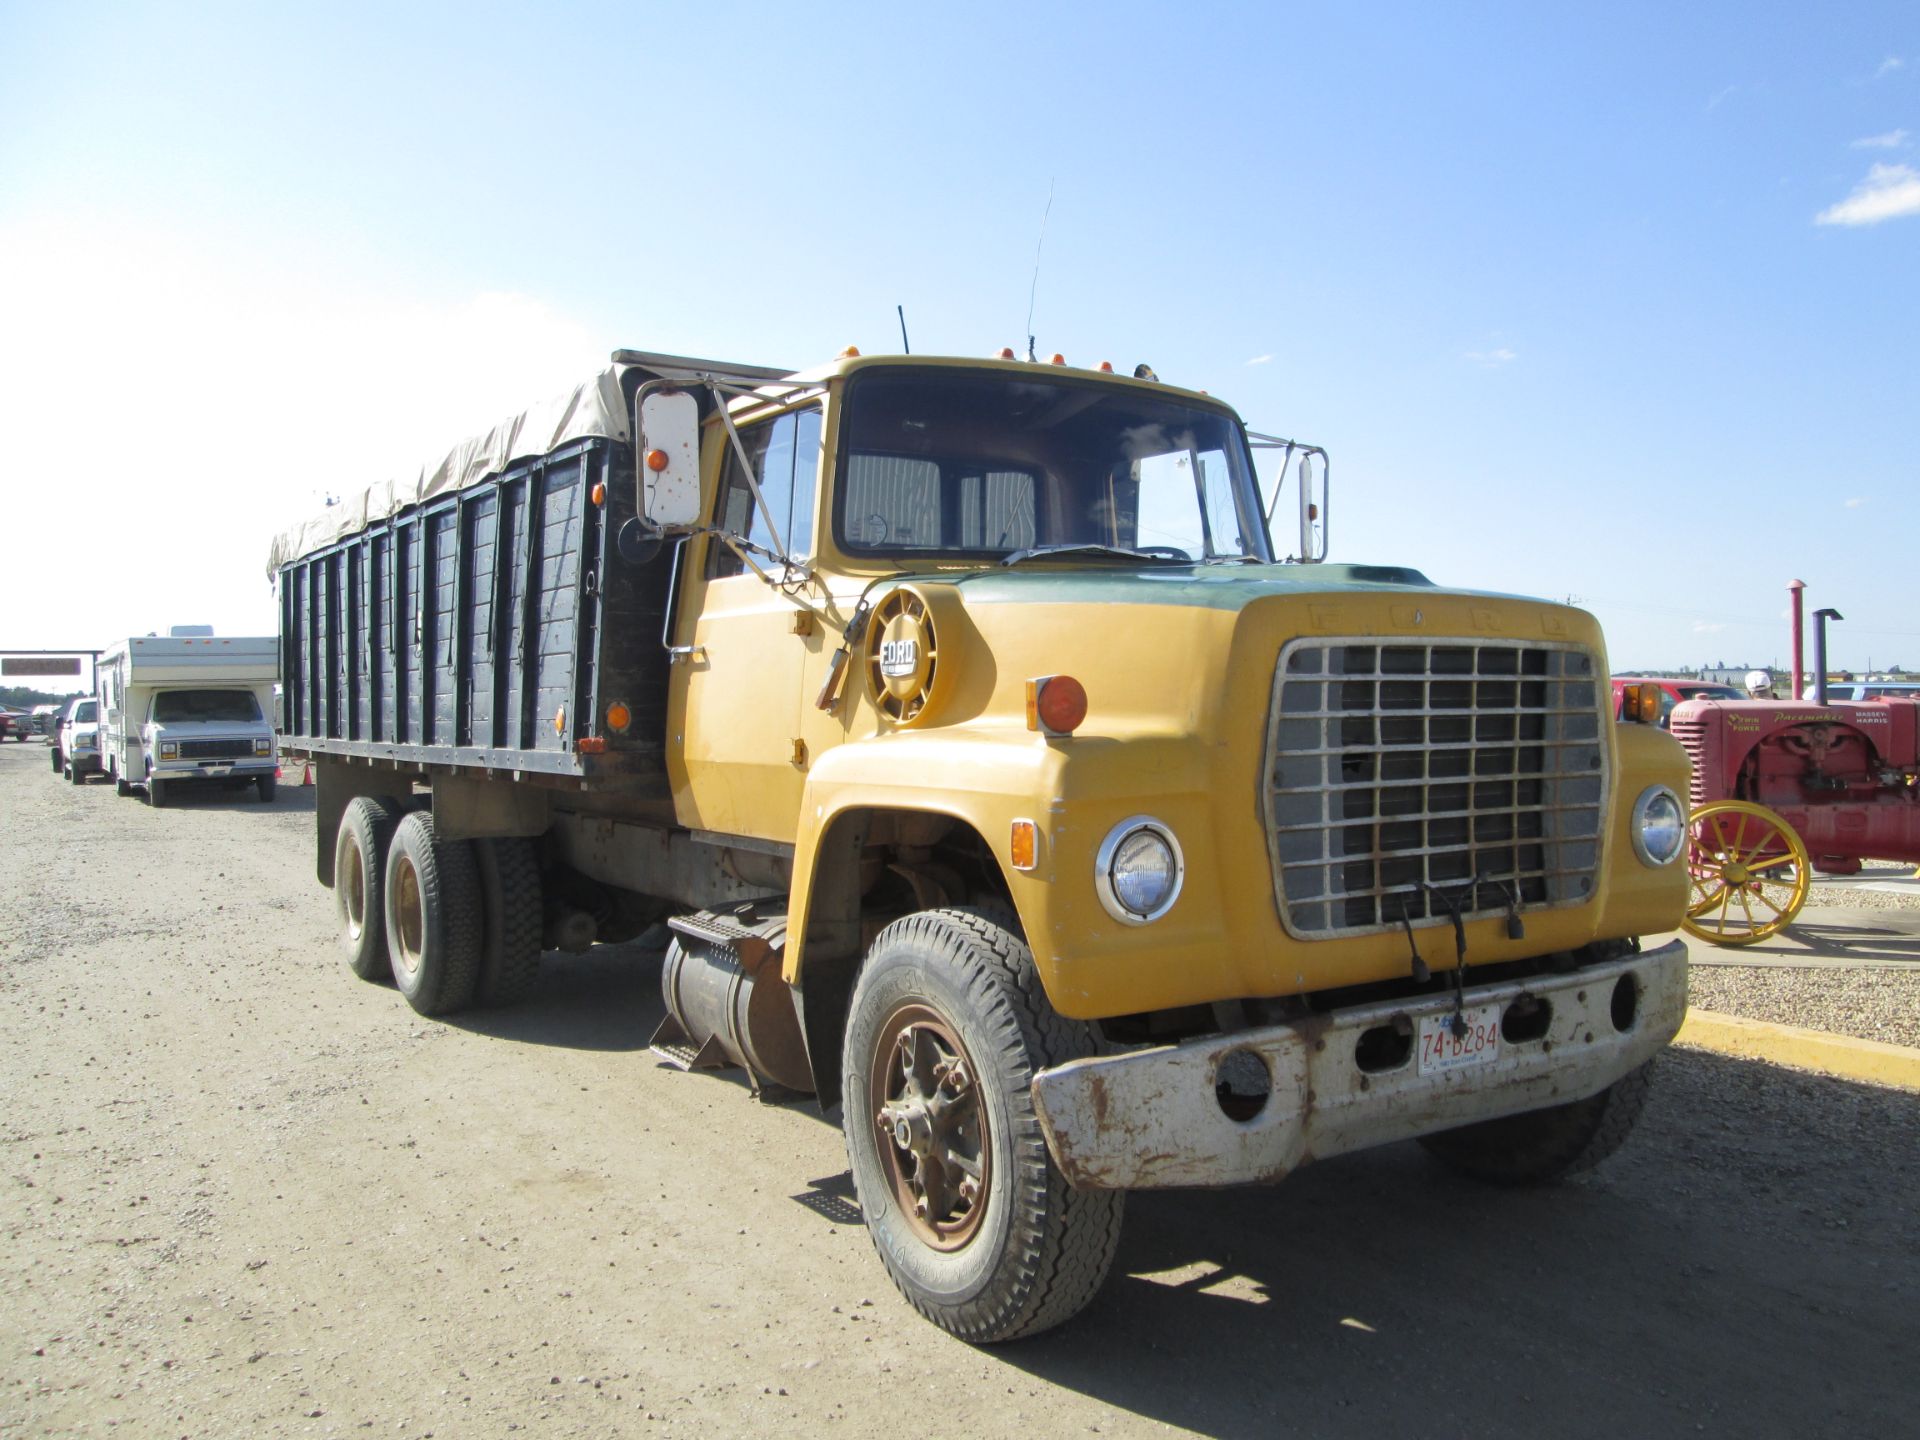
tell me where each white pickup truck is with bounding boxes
[98,634,280,805]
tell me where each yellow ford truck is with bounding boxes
[273,347,1691,1342]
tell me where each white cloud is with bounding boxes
[1815,163,1920,226]
[1851,129,1910,149]
[1463,347,1517,368]
[1692,621,1728,635]
[0,213,605,647]
[1845,497,1866,508]
[1245,353,1273,366]
[1876,56,1905,79]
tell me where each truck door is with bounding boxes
[666,404,823,843]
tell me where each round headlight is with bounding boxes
[1631,786,1686,868]
[1095,817,1184,924]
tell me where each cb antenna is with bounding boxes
[897,304,910,354]
[1025,178,1054,363]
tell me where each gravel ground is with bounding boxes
[1684,869,1920,1050]
[1688,964,1920,1050]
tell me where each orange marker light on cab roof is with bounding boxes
[998,347,1016,359]
[1098,360,1114,373]
[1010,819,1039,872]
[645,448,670,473]
[1050,353,1066,365]
[840,345,861,358]
[1025,675,1088,736]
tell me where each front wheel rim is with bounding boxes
[869,1003,989,1251]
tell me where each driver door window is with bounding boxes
[709,408,821,578]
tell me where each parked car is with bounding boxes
[54,697,103,783]
[1822,681,1920,701]
[0,707,30,742]
[1610,676,1744,728]
[30,703,63,736]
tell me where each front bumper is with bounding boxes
[1031,940,1687,1189]
[151,758,276,781]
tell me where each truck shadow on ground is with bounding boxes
[445,939,669,1052]
[985,1051,1916,1439]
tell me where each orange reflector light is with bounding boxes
[1049,353,1066,365]
[1010,819,1038,872]
[1025,675,1088,735]
[1623,683,1661,724]
[578,736,606,754]
[1098,360,1113,372]
[646,448,670,472]
[841,345,861,358]
[605,701,632,733]
[998,347,1016,359]
[553,706,567,736]
[591,481,606,506]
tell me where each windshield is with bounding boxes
[70,701,97,724]
[151,689,262,724]
[834,367,1271,563]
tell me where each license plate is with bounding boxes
[202,765,232,777]
[1417,1003,1502,1075]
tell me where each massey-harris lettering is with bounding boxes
[272,347,1691,1342]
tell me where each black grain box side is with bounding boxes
[278,436,672,789]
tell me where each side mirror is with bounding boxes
[634,389,702,531]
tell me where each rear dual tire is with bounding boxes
[337,797,404,982]
[384,811,483,1017]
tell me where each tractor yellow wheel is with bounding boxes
[1680,801,1810,947]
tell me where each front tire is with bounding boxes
[1418,1062,1653,1185]
[383,810,482,1017]
[842,908,1123,1344]
[147,778,169,808]
[336,797,403,982]
[255,775,277,802]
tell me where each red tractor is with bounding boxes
[1667,695,1920,944]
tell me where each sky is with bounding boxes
[1,1,1915,675]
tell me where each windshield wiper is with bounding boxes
[999,544,1186,568]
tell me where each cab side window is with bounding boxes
[709,408,822,578]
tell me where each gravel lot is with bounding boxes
[3,742,1916,1438]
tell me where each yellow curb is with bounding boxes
[1675,1009,1920,1092]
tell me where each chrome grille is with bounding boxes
[1264,638,1607,938]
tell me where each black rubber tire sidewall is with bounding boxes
[256,777,277,802]
[475,837,543,1006]
[1419,1061,1654,1185]
[382,810,482,1017]
[336,797,402,982]
[147,778,168,808]
[844,945,1023,1314]
[841,908,1123,1342]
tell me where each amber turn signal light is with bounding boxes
[1010,819,1039,872]
[591,481,607,506]
[605,701,632,733]
[1026,675,1088,736]
[1622,682,1661,724]
[645,448,670,472]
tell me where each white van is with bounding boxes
[98,634,279,806]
